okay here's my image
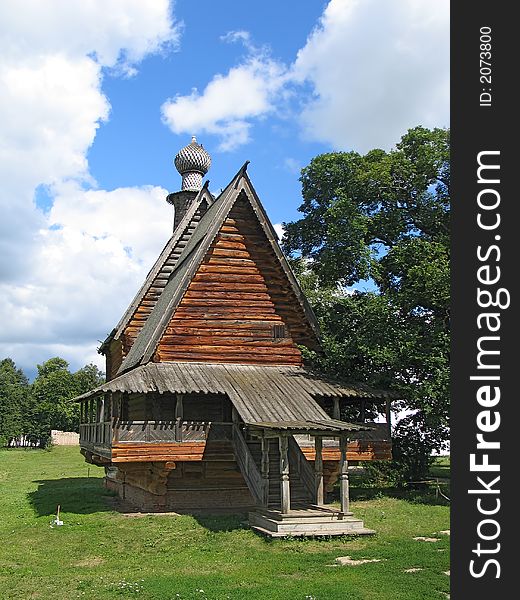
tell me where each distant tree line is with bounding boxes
[0,357,104,448]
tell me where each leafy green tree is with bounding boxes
[284,127,450,482]
[29,358,105,445]
[0,358,30,445]
[74,363,105,395]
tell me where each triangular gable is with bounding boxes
[118,165,321,374]
[100,184,214,359]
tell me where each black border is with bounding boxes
[451,2,515,596]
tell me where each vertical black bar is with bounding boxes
[452,2,515,598]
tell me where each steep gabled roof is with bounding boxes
[99,183,214,354]
[118,164,321,375]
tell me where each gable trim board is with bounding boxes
[117,165,321,375]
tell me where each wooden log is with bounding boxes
[339,435,349,514]
[160,335,295,347]
[155,352,302,365]
[314,437,324,506]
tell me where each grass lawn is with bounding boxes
[0,448,450,600]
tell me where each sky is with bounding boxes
[0,0,449,379]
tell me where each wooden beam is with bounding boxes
[339,435,350,514]
[261,437,270,507]
[314,437,324,506]
[333,398,340,420]
[175,394,184,442]
[279,435,290,514]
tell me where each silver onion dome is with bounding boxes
[174,136,211,191]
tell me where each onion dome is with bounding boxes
[174,136,211,191]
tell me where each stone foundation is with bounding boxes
[106,462,256,513]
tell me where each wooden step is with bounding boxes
[248,510,375,537]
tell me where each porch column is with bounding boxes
[261,437,270,507]
[279,435,291,514]
[339,434,350,514]
[175,394,184,442]
[333,398,341,420]
[314,436,324,506]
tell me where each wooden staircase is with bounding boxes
[248,506,375,537]
[246,438,311,508]
[232,427,375,537]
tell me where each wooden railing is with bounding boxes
[113,420,233,444]
[288,435,316,502]
[79,422,111,446]
[232,424,266,506]
[79,420,233,446]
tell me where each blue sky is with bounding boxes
[0,0,449,377]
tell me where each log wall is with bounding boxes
[154,199,303,365]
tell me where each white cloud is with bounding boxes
[283,158,302,175]
[272,223,285,241]
[0,0,178,68]
[0,1,179,373]
[293,0,449,151]
[0,184,171,346]
[161,1,449,154]
[161,32,288,151]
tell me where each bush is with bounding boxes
[364,414,442,487]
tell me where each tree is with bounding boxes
[29,358,104,444]
[284,127,450,481]
[74,363,105,395]
[0,358,30,446]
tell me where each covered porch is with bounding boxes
[74,362,394,533]
[242,421,375,537]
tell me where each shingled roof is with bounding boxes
[98,182,215,355]
[73,362,390,432]
[117,164,321,375]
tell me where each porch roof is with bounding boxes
[73,362,393,429]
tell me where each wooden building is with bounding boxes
[74,138,393,536]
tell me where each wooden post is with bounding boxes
[333,398,341,420]
[261,437,270,507]
[99,397,105,444]
[175,394,184,442]
[360,400,366,423]
[385,397,392,439]
[279,435,291,514]
[314,436,324,506]
[339,435,350,514]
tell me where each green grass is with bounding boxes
[0,448,449,600]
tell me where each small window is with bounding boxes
[272,324,287,339]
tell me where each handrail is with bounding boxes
[232,424,265,506]
[80,420,234,445]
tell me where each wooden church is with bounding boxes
[75,138,393,536]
